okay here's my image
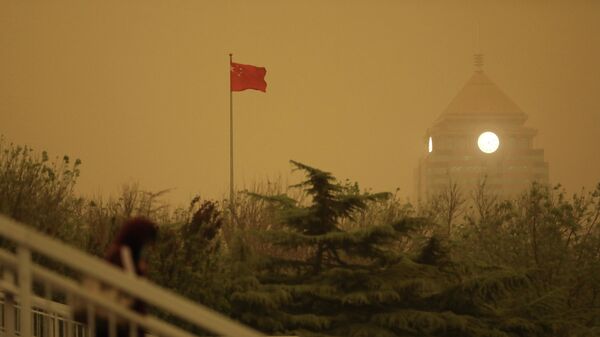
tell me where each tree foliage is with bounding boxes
[1,138,599,337]
[0,137,83,242]
[230,161,570,337]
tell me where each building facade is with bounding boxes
[415,56,549,202]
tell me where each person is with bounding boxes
[76,217,158,337]
[104,216,158,314]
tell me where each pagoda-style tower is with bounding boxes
[415,55,549,201]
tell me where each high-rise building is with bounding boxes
[415,55,549,202]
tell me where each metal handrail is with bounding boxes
[0,215,265,337]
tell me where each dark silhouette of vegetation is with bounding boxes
[0,137,83,242]
[229,161,579,337]
[1,137,600,337]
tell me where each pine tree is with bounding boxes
[230,161,555,337]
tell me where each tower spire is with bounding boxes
[474,53,484,71]
[473,22,484,72]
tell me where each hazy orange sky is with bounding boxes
[1,0,599,206]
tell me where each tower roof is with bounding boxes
[436,69,527,123]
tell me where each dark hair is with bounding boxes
[105,217,158,273]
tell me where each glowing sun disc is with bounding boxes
[478,131,499,153]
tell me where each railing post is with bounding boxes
[43,284,53,337]
[86,303,95,337]
[3,269,17,337]
[5,294,16,337]
[65,294,73,337]
[53,313,59,337]
[18,246,32,337]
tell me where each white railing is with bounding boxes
[0,215,265,337]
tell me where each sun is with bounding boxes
[477,131,499,153]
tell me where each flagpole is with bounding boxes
[229,53,234,210]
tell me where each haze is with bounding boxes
[1,0,599,206]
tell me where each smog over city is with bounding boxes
[2,1,599,205]
[1,1,600,337]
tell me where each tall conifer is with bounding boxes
[231,161,566,337]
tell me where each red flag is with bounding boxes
[230,62,267,92]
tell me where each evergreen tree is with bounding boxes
[231,161,554,337]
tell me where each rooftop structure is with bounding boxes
[415,55,549,202]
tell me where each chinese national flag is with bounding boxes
[230,62,267,92]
